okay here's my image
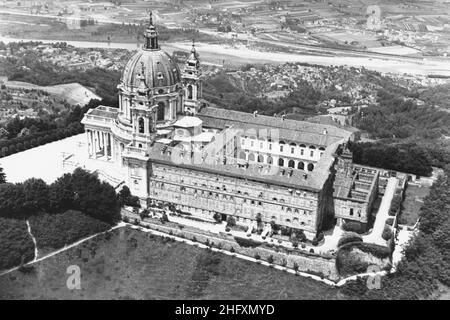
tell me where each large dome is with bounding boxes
[121,49,181,89]
[120,12,181,90]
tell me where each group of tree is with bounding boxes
[0,122,83,158]
[348,141,433,177]
[203,72,325,116]
[0,166,5,184]
[0,168,120,224]
[353,88,450,140]
[0,99,102,158]
[340,166,450,299]
[1,51,121,107]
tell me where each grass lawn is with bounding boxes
[0,227,345,300]
[400,184,430,226]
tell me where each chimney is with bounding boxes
[253,110,258,117]
[303,173,308,179]
[323,128,328,135]
[281,114,286,121]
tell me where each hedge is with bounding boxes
[343,221,362,233]
[337,232,363,247]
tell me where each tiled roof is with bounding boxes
[198,107,356,147]
[146,139,341,191]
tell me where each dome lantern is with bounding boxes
[144,11,160,51]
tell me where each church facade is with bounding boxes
[81,16,376,239]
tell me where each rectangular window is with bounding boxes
[301,149,304,156]
[291,147,294,154]
[251,141,254,147]
[280,146,283,152]
[269,144,272,150]
[310,150,314,157]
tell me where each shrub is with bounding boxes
[386,217,394,226]
[309,248,315,253]
[338,232,363,247]
[267,255,274,264]
[311,238,318,246]
[213,212,222,223]
[122,216,129,223]
[316,231,324,241]
[343,221,362,233]
[382,226,393,241]
[160,212,169,222]
[254,253,261,260]
[225,227,231,232]
[234,236,263,248]
[226,215,236,227]
[281,258,287,267]
[230,246,235,253]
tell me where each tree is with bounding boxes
[48,168,120,224]
[0,166,5,183]
[0,183,25,217]
[226,215,236,228]
[22,178,49,213]
[213,212,222,223]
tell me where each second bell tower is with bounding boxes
[181,41,202,115]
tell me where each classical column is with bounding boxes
[103,132,107,158]
[86,130,90,158]
[93,131,98,158]
[89,130,94,158]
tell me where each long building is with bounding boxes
[82,14,376,240]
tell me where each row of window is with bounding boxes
[155,166,315,200]
[152,181,314,214]
[241,138,326,154]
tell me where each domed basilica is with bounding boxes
[82,15,374,240]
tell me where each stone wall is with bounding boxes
[123,211,339,281]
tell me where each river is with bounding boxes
[1,35,450,76]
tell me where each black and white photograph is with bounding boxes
[0,0,449,308]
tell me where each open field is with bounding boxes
[400,184,430,226]
[2,81,100,106]
[0,226,344,300]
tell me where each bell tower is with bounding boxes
[182,40,202,115]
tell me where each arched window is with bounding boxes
[157,102,165,121]
[187,85,193,100]
[307,163,314,171]
[278,158,284,167]
[288,159,295,168]
[248,153,255,162]
[239,150,246,160]
[257,154,264,163]
[309,145,316,149]
[266,156,273,165]
[297,162,305,170]
[289,142,296,154]
[138,117,145,134]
